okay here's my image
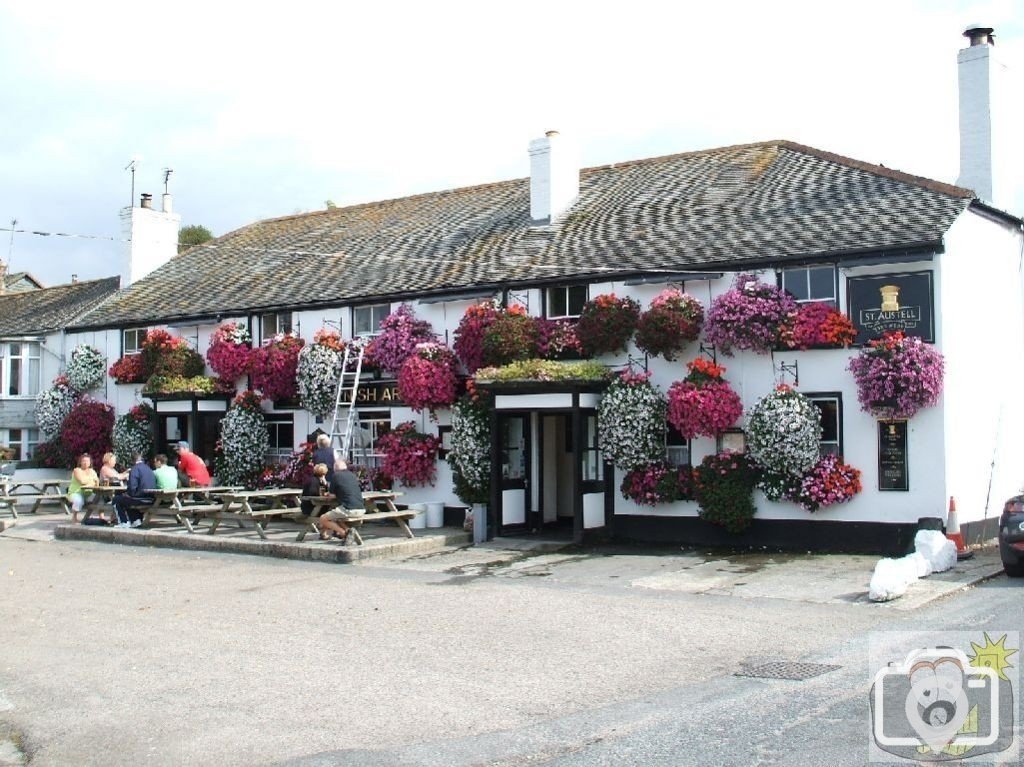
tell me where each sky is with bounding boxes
[0,0,1021,287]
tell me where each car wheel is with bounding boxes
[1004,562,1024,578]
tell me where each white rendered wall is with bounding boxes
[940,208,1024,523]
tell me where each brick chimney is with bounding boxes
[956,24,1013,210]
[529,130,580,225]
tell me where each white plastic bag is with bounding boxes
[914,530,956,573]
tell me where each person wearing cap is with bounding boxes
[174,441,211,487]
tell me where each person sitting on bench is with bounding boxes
[68,453,100,524]
[113,452,156,527]
[301,462,348,542]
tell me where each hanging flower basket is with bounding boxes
[693,451,760,533]
[34,375,79,437]
[474,359,608,383]
[65,344,106,393]
[536,317,583,360]
[365,304,436,375]
[447,392,492,505]
[782,302,857,349]
[789,454,862,512]
[576,293,641,357]
[397,342,459,417]
[296,334,343,419]
[635,289,704,361]
[746,385,821,477]
[704,273,797,355]
[112,403,155,468]
[621,460,694,506]
[206,321,253,383]
[454,301,500,374]
[250,333,305,403]
[109,355,147,385]
[597,370,666,470]
[143,329,206,378]
[847,331,944,420]
[480,305,539,367]
[215,390,270,487]
[378,421,441,487]
[666,358,743,439]
[60,397,115,469]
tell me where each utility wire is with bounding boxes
[0,226,129,242]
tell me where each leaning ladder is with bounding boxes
[327,341,366,463]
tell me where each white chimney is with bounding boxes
[118,191,181,288]
[956,24,1013,209]
[529,130,580,224]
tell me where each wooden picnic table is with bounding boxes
[79,484,126,523]
[299,490,416,545]
[0,478,72,518]
[140,486,243,532]
[203,487,304,540]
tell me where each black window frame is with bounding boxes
[545,284,588,319]
[260,312,293,344]
[123,328,147,356]
[780,265,839,307]
[352,304,391,337]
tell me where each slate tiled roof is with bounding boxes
[74,140,974,329]
[3,272,44,292]
[0,277,120,336]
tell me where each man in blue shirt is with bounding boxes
[113,452,157,527]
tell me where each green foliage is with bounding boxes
[474,359,608,383]
[178,224,213,253]
[693,452,760,534]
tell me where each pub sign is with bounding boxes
[846,271,934,345]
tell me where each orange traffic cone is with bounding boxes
[946,497,973,560]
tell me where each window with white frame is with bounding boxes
[666,423,690,467]
[264,414,295,464]
[353,304,391,337]
[1,428,39,460]
[260,312,293,343]
[580,413,604,482]
[123,328,147,355]
[807,394,842,457]
[781,266,837,306]
[1,342,41,397]
[546,285,588,319]
[351,410,391,468]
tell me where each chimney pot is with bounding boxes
[963,25,995,46]
[140,193,153,210]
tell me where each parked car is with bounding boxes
[999,495,1024,577]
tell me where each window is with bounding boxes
[781,266,837,306]
[123,328,147,355]
[264,414,295,464]
[353,304,391,337]
[260,312,292,343]
[666,423,690,467]
[807,394,842,457]
[2,342,41,397]
[546,285,587,319]
[581,414,604,482]
[351,410,391,468]
[0,428,39,460]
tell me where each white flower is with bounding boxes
[598,376,667,470]
[297,343,342,418]
[65,344,106,393]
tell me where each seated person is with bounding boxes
[112,452,156,527]
[99,452,129,485]
[320,458,368,543]
[300,463,331,516]
[152,453,179,491]
[174,441,211,487]
[67,453,100,524]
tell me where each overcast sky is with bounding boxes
[0,0,1020,287]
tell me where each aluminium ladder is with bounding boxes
[327,341,366,463]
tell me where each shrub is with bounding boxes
[693,452,760,533]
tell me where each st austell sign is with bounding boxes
[847,271,935,345]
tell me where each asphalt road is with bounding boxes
[0,537,1017,766]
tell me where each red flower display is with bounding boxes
[250,334,305,402]
[108,354,147,384]
[576,293,640,357]
[61,397,115,468]
[206,322,253,382]
[454,302,500,374]
[377,421,441,487]
[397,343,459,418]
[784,302,857,349]
[667,358,743,439]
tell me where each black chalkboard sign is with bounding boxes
[847,271,934,345]
[878,420,909,491]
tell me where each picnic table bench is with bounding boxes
[202,488,304,540]
[1,479,72,518]
[299,491,416,545]
[141,486,243,532]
